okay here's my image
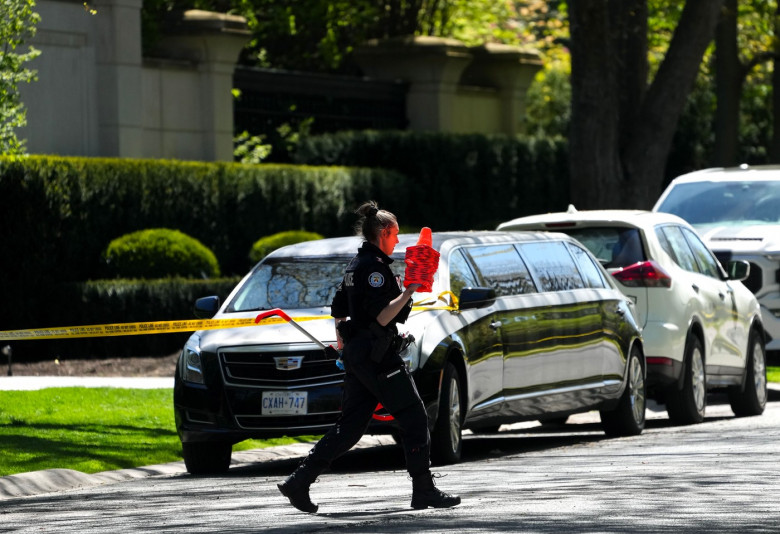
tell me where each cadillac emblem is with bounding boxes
[274,356,304,371]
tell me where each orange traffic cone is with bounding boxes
[404,227,439,292]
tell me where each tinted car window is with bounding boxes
[656,180,780,225]
[562,227,646,269]
[448,249,479,297]
[518,241,585,292]
[466,244,536,296]
[228,258,347,311]
[568,243,608,288]
[681,227,722,279]
[657,225,699,273]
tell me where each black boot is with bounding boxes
[411,472,461,509]
[277,458,324,513]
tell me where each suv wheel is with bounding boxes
[600,344,645,436]
[666,335,706,425]
[728,329,767,416]
[431,362,462,465]
[182,442,232,474]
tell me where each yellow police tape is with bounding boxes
[0,292,459,342]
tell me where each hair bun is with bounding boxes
[367,207,378,217]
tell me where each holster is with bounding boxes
[368,322,394,363]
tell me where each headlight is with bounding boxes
[180,333,205,384]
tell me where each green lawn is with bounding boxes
[0,387,315,478]
[768,365,780,384]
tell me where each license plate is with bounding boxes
[262,391,308,415]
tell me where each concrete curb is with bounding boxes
[0,437,396,500]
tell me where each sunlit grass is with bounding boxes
[0,388,315,477]
[767,366,780,384]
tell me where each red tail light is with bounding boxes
[611,260,672,288]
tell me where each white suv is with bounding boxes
[498,209,766,425]
[654,165,780,355]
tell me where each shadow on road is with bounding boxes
[178,391,779,484]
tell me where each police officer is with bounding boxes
[277,200,460,513]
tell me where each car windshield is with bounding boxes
[226,255,412,312]
[560,227,646,269]
[656,180,780,226]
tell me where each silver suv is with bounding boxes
[653,164,780,354]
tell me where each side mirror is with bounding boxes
[727,260,750,282]
[194,296,220,319]
[458,287,497,310]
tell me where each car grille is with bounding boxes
[216,344,345,432]
[219,345,344,388]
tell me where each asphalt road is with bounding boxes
[1,391,779,533]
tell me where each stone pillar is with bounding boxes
[354,36,472,132]
[462,44,543,134]
[157,10,250,161]
[95,0,145,157]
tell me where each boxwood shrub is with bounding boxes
[104,228,221,279]
[249,230,324,264]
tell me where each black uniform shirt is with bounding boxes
[331,241,411,329]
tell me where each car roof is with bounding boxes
[497,207,689,231]
[668,164,780,184]
[264,230,568,260]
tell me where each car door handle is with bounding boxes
[615,307,625,316]
[490,320,502,330]
[692,283,700,293]
[718,292,726,300]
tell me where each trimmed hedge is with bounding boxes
[0,157,405,359]
[0,156,406,285]
[294,130,570,231]
[104,228,221,279]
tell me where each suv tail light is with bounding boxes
[612,261,672,288]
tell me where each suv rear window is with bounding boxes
[560,227,646,269]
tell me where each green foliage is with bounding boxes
[0,156,404,285]
[249,230,324,264]
[294,130,570,231]
[526,64,571,137]
[0,0,41,154]
[234,130,272,163]
[103,228,221,279]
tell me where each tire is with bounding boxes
[431,362,463,465]
[666,335,706,425]
[182,442,232,474]
[728,329,767,417]
[600,344,646,437]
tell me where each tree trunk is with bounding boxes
[771,4,780,162]
[569,0,725,210]
[713,0,740,167]
[568,0,622,210]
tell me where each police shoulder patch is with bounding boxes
[368,272,384,288]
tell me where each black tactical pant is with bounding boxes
[304,336,431,477]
